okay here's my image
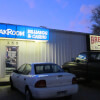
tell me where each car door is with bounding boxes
[88,52,100,80]
[17,64,32,93]
[15,64,26,90]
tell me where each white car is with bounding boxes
[10,63,78,100]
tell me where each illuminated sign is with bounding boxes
[90,35,100,50]
[0,24,49,41]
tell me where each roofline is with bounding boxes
[49,28,92,35]
[0,22,92,35]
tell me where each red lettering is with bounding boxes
[98,37,100,42]
[91,36,94,44]
[95,37,97,43]
[91,36,100,44]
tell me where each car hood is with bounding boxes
[62,61,77,68]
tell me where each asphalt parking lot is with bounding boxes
[0,80,100,100]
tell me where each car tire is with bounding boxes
[25,89,32,100]
[10,78,14,89]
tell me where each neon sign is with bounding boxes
[0,24,49,41]
[0,29,25,36]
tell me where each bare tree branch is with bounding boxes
[91,5,100,34]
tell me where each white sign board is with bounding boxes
[90,35,100,50]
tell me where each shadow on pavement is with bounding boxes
[77,79,100,90]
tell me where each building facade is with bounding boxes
[0,23,87,78]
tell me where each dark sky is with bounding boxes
[0,0,99,33]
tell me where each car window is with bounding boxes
[22,64,32,75]
[91,53,100,62]
[35,65,44,74]
[89,53,97,61]
[96,53,100,61]
[35,64,64,74]
[17,64,26,73]
[52,64,64,73]
[76,53,87,63]
[89,52,100,62]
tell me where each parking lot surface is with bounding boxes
[0,80,100,100]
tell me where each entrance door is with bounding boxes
[5,46,18,76]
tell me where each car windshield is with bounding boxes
[34,64,64,74]
[76,53,87,62]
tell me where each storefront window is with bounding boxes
[6,46,18,75]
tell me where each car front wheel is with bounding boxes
[25,89,32,100]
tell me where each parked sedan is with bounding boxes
[62,51,100,81]
[10,63,78,100]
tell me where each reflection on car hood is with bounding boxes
[63,62,77,67]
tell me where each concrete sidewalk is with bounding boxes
[0,76,10,86]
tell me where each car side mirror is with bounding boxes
[13,70,18,73]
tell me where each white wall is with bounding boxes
[49,30,87,65]
[0,30,87,77]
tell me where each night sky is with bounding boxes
[0,0,99,33]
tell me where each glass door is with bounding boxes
[5,46,18,75]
